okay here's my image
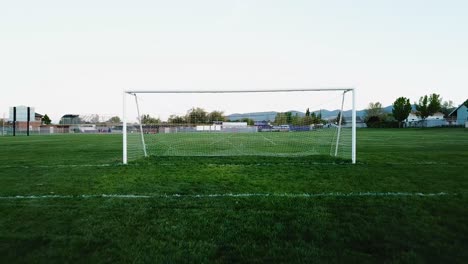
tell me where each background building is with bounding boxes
[449,101,468,126]
[8,106,42,132]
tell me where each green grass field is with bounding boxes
[0,129,467,263]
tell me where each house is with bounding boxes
[35,113,43,123]
[405,112,446,127]
[448,100,468,127]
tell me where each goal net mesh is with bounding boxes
[125,90,353,162]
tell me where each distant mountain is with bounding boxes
[227,112,276,122]
[227,105,402,122]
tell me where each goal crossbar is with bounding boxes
[125,88,354,94]
[123,88,357,164]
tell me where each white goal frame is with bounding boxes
[123,88,357,164]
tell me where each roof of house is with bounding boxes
[61,114,80,118]
[449,99,468,116]
[35,113,43,118]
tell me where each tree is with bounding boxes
[392,97,412,128]
[302,115,314,125]
[416,93,442,124]
[285,112,292,124]
[415,95,430,122]
[141,114,160,124]
[42,114,52,125]
[441,100,455,117]
[365,102,385,122]
[365,116,381,128]
[274,113,287,125]
[240,118,254,126]
[428,93,442,115]
[336,112,346,125]
[291,113,301,125]
[168,115,185,124]
[305,108,310,117]
[207,111,225,123]
[89,114,100,124]
[107,116,121,124]
[186,107,208,124]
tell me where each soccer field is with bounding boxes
[0,128,467,262]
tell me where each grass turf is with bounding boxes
[0,128,467,263]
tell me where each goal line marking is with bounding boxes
[0,192,454,200]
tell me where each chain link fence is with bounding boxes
[0,114,124,136]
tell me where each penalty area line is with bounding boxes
[0,192,455,200]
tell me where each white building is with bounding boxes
[222,122,248,128]
[405,112,446,127]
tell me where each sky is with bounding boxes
[1,0,467,122]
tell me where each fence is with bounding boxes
[0,123,122,136]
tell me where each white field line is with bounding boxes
[260,134,277,145]
[0,192,455,200]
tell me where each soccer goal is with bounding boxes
[122,88,356,164]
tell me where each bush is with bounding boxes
[366,116,399,128]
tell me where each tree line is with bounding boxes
[141,108,226,125]
[365,93,458,128]
[273,109,326,126]
[140,107,328,126]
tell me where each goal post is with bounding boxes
[123,88,357,164]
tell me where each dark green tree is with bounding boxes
[107,116,121,124]
[168,115,185,124]
[186,107,208,124]
[365,116,381,128]
[291,113,301,125]
[415,95,430,121]
[207,111,225,123]
[305,108,310,117]
[392,97,412,128]
[336,112,346,125]
[274,113,287,125]
[302,115,314,125]
[41,114,52,125]
[141,114,160,124]
[285,112,292,124]
[416,94,442,125]
[428,93,442,116]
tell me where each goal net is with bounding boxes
[123,89,356,164]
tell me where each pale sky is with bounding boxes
[1,0,467,122]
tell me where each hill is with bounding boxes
[226,105,410,122]
[227,109,368,122]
